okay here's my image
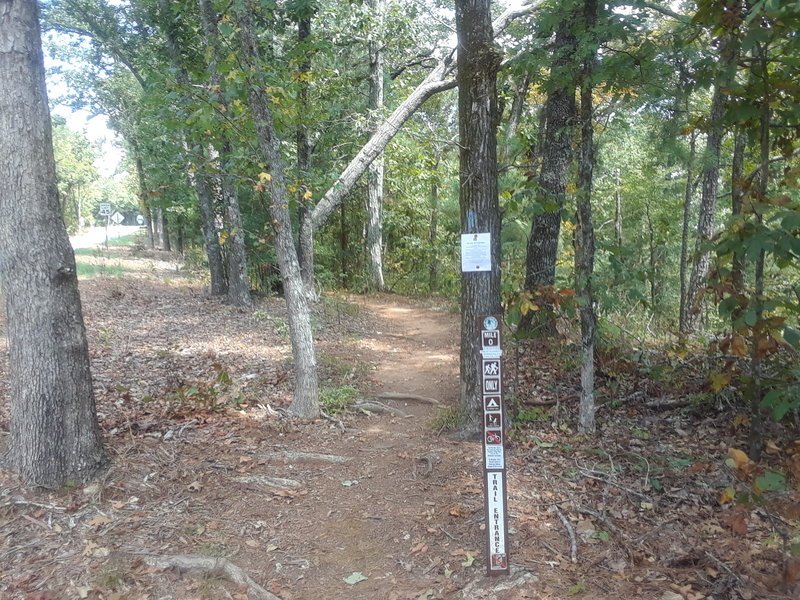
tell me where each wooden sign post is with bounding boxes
[479,315,509,575]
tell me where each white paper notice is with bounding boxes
[461,232,492,272]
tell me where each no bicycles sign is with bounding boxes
[479,315,509,576]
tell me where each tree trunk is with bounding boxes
[197,0,251,307]
[295,12,317,299]
[159,0,226,295]
[132,146,155,249]
[157,207,171,251]
[455,0,502,438]
[748,48,770,461]
[429,159,440,293]
[366,0,387,291]
[519,16,577,334]
[730,126,746,326]
[0,0,107,487]
[683,35,738,333]
[236,3,319,419]
[678,131,696,331]
[575,0,598,435]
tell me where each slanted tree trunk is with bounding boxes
[309,2,540,231]
[366,0,387,291]
[575,0,598,435]
[455,0,502,438]
[0,0,107,487]
[236,3,319,418]
[519,16,577,334]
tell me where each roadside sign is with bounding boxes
[99,203,112,216]
[479,315,509,576]
[136,214,145,225]
[111,211,124,225]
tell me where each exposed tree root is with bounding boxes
[142,554,280,600]
[377,392,440,405]
[258,450,350,464]
[353,401,409,417]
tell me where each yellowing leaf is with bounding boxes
[719,487,735,505]
[258,172,272,183]
[303,190,313,200]
[461,552,476,567]
[710,372,731,392]
[728,448,750,470]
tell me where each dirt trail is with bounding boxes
[2,249,795,600]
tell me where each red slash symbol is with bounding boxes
[486,431,501,444]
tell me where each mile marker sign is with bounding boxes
[480,315,509,576]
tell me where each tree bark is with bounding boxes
[366,0,387,291]
[197,0,251,306]
[576,0,598,435]
[429,158,440,293]
[236,3,320,419]
[159,0,226,295]
[519,15,577,334]
[295,12,317,299]
[132,145,155,249]
[683,34,738,333]
[730,126,746,325]
[455,0,502,438]
[678,131,696,332]
[0,0,107,487]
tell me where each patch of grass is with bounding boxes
[429,406,461,433]
[320,384,359,413]
[75,261,127,278]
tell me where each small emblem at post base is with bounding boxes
[491,554,508,570]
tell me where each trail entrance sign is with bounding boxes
[479,315,509,576]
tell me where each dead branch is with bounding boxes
[377,392,440,405]
[552,505,577,563]
[258,450,350,464]
[236,475,301,489]
[320,410,345,431]
[142,554,280,600]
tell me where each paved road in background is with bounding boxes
[69,225,142,250]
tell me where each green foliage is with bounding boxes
[319,384,359,413]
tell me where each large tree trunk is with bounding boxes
[429,158,440,293]
[519,16,577,334]
[366,0,387,291]
[455,0,502,438]
[0,0,107,487]
[237,4,320,419]
[575,0,598,435]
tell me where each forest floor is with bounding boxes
[0,239,798,600]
